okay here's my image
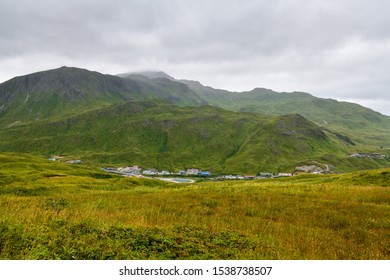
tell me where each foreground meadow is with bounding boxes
[0,153,389,259]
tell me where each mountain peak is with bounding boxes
[118,71,174,80]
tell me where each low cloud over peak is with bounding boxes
[1,0,390,115]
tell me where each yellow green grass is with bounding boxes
[0,153,389,259]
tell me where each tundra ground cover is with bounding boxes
[0,154,389,259]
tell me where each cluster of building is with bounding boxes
[102,165,326,180]
[102,165,294,180]
[50,155,333,180]
[217,165,332,180]
[51,155,333,179]
[102,163,301,178]
[218,172,292,180]
[102,166,211,177]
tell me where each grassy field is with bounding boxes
[0,153,389,259]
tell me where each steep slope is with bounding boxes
[224,114,343,173]
[177,80,390,148]
[0,100,386,173]
[0,67,204,127]
[0,67,135,125]
[0,100,258,172]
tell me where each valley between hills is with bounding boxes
[0,67,389,260]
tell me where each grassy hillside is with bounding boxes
[124,72,390,148]
[1,100,386,173]
[178,80,390,148]
[223,114,343,173]
[2,66,389,149]
[0,100,258,172]
[0,153,388,259]
[0,67,133,126]
[0,67,204,127]
[0,152,169,190]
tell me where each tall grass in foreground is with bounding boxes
[1,169,389,259]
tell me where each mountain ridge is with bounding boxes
[129,71,390,148]
[0,67,204,126]
[0,67,389,173]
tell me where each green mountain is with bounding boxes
[0,99,388,173]
[175,80,390,148]
[0,67,204,127]
[0,100,258,172]
[117,71,390,148]
[0,67,389,174]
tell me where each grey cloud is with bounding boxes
[0,0,390,115]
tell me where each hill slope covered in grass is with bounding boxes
[0,153,388,259]
[2,66,388,149]
[223,114,342,173]
[174,75,390,148]
[0,100,388,173]
[0,67,204,127]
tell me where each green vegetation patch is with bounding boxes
[0,222,262,260]
[0,154,389,260]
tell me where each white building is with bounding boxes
[119,166,142,174]
[186,169,201,175]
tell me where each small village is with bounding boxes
[101,166,212,178]
[100,165,328,181]
[49,156,333,182]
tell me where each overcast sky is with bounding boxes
[1,0,390,115]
